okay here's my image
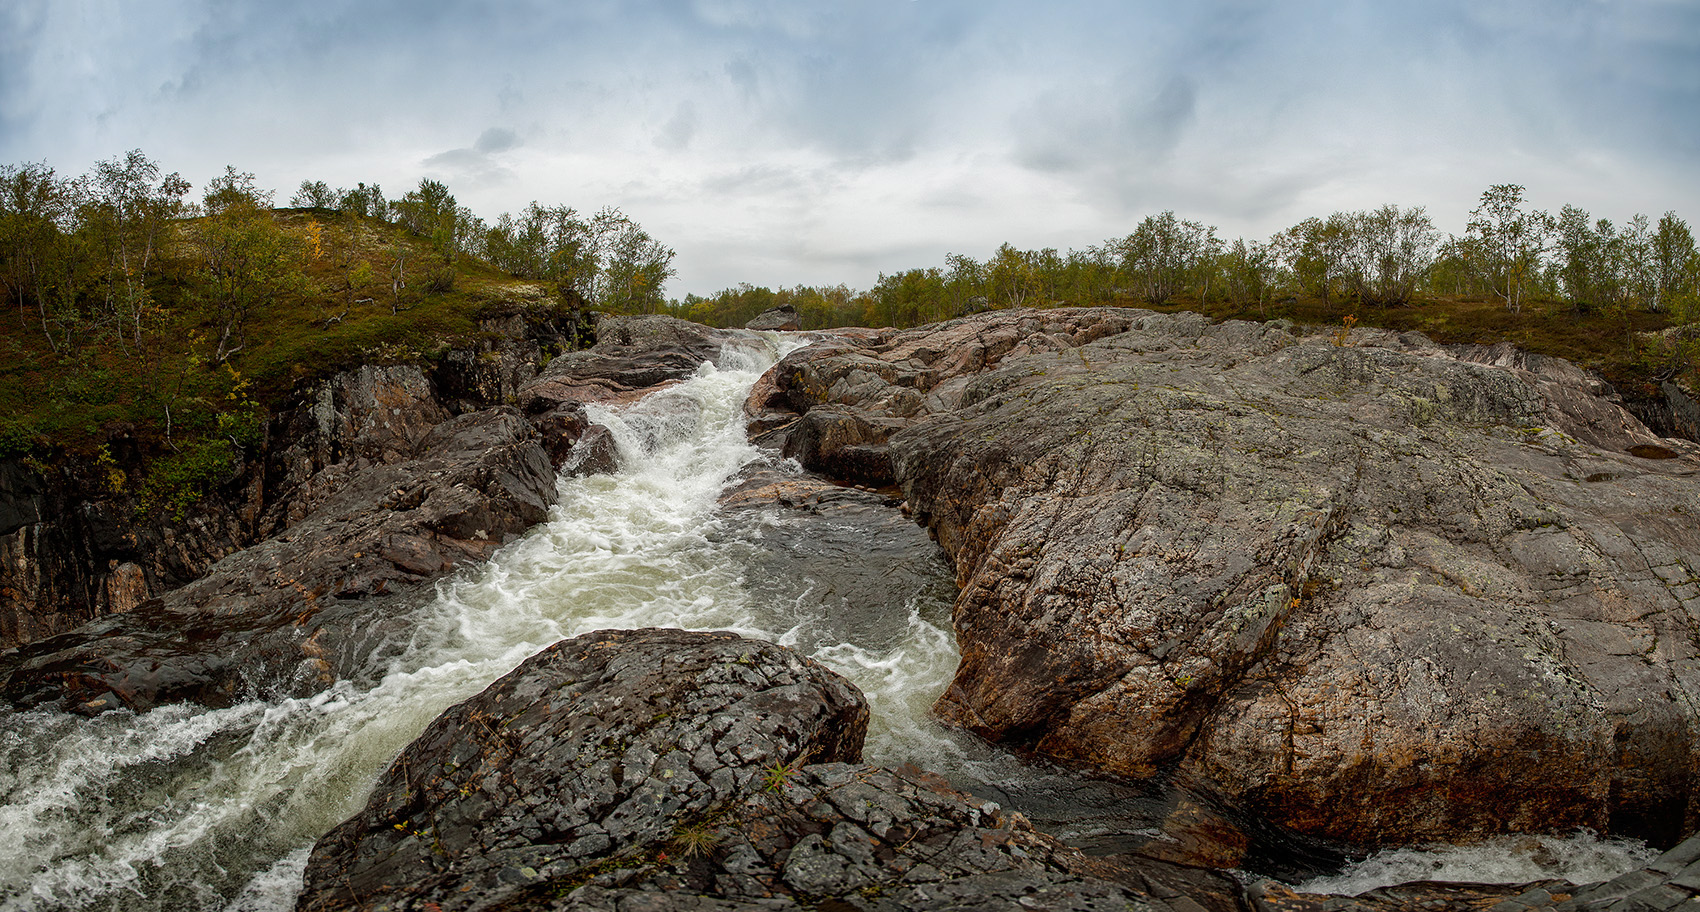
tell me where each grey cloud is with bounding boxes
[724,57,759,99]
[423,129,524,188]
[475,128,521,154]
[656,103,697,151]
[1014,74,1197,175]
[701,164,813,196]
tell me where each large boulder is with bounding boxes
[295,627,1250,912]
[745,305,801,332]
[759,307,1700,850]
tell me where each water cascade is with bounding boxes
[0,334,1656,911]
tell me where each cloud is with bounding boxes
[655,103,697,151]
[474,128,521,154]
[1,0,1696,297]
[423,127,523,189]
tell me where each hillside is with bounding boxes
[0,205,585,514]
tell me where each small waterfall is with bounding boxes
[0,331,1658,910]
[1295,832,1657,897]
[0,334,956,912]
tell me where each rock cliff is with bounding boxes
[0,312,738,713]
[754,307,1700,850]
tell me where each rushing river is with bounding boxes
[0,334,1656,911]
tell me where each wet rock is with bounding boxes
[296,627,1249,912]
[764,307,1700,849]
[295,628,869,912]
[745,305,801,332]
[0,407,557,712]
[520,315,742,415]
[718,466,954,645]
[565,424,621,476]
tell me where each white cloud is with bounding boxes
[1,0,1695,297]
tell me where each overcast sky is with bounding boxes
[4,0,1698,296]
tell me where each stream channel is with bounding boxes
[0,334,1654,910]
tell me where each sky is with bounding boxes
[3,0,1698,297]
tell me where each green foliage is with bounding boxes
[423,265,456,293]
[761,754,807,793]
[0,419,39,458]
[137,436,236,519]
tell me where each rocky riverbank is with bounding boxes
[752,307,1700,852]
[6,307,1700,910]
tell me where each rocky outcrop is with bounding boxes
[0,403,557,712]
[0,304,591,655]
[718,466,953,631]
[754,306,1700,851]
[746,305,801,332]
[520,315,748,469]
[296,627,1251,912]
[0,313,737,713]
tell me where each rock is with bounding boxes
[0,407,558,712]
[745,305,801,332]
[761,306,1700,849]
[564,424,621,476]
[295,628,869,912]
[717,466,954,644]
[0,456,262,651]
[0,310,752,711]
[296,627,1250,912]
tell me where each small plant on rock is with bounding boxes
[670,822,723,859]
[761,749,812,794]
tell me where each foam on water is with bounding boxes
[1295,831,1658,897]
[0,331,1657,910]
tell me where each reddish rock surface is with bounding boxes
[755,306,1700,849]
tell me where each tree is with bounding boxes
[1345,205,1437,306]
[1221,237,1278,311]
[191,167,301,363]
[1466,184,1551,314]
[337,182,388,221]
[986,243,1042,309]
[0,162,78,349]
[1652,213,1698,315]
[82,150,191,350]
[1281,214,1353,310]
[943,253,985,316]
[391,178,477,263]
[1118,212,1214,306]
[289,180,338,209]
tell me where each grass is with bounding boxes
[0,208,584,515]
[1132,291,1685,396]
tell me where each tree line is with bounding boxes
[0,150,679,510]
[288,178,675,314]
[669,186,1700,333]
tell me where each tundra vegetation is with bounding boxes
[2,152,1697,512]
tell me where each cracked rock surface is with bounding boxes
[295,627,1250,912]
[755,306,1700,849]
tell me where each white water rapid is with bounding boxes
[0,335,967,912]
[0,333,1657,911]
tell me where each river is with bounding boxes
[0,333,1653,910]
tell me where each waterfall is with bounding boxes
[0,332,1656,910]
[0,335,956,912]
